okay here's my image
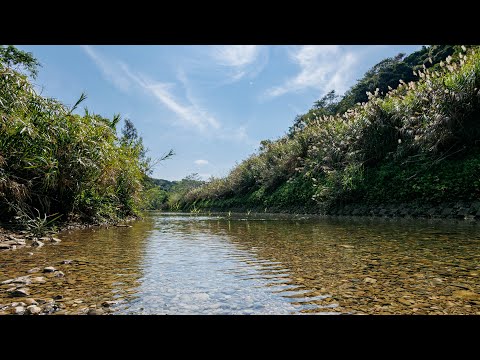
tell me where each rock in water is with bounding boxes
[14,306,25,315]
[87,308,105,315]
[43,266,56,273]
[30,277,47,284]
[26,305,42,315]
[32,240,44,247]
[24,298,38,306]
[54,271,65,278]
[8,288,30,297]
[101,301,118,307]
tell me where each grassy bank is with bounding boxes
[0,46,170,232]
[175,45,480,215]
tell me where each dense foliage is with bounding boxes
[0,46,170,226]
[178,45,480,213]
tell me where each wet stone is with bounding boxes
[14,306,25,314]
[43,267,56,273]
[8,288,30,297]
[26,305,42,315]
[87,308,105,315]
[24,298,38,306]
[101,301,118,307]
[30,277,47,284]
[32,240,44,247]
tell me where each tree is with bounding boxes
[0,45,41,78]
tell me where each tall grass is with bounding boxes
[0,47,158,226]
[178,46,480,211]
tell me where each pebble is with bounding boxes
[27,267,41,273]
[24,298,38,306]
[364,277,377,284]
[30,277,47,284]
[14,306,25,314]
[8,288,30,297]
[54,271,65,278]
[32,240,44,247]
[101,301,118,307]
[43,266,56,273]
[87,308,105,315]
[26,305,42,315]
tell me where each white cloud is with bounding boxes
[212,45,260,67]
[81,45,220,132]
[81,46,253,143]
[263,45,357,99]
[210,45,267,82]
[194,159,209,166]
[80,45,131,92]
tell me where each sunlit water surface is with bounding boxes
[1,212,479,315]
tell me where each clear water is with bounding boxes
[1,212,479,315]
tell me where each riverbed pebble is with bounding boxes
[26,305,42,315]
[87,308,105,315]
[8,288,30,297]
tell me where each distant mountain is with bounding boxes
[146,177,178,191]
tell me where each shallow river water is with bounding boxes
[1,212,480,314]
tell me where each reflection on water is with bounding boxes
[1,212,480,314]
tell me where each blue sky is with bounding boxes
[18,45,421,181]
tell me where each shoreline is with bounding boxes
[180,200,480,221]
[0,216,137,253]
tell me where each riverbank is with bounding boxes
[0,218,136,315]
[189,200,480,221]
[0,217,136,252]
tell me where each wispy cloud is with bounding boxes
[124,66,220,131]
[80,45,131,92]
[194,159,209,166]
[81,45,220,132]
[212,45,260,67]
[263,45,357,99]
[210,45,267,82]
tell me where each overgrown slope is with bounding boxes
[176,45,480,213]
[0,46,169,227]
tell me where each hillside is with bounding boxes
[174,45,480,216]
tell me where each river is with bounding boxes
[1,212,479,315]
